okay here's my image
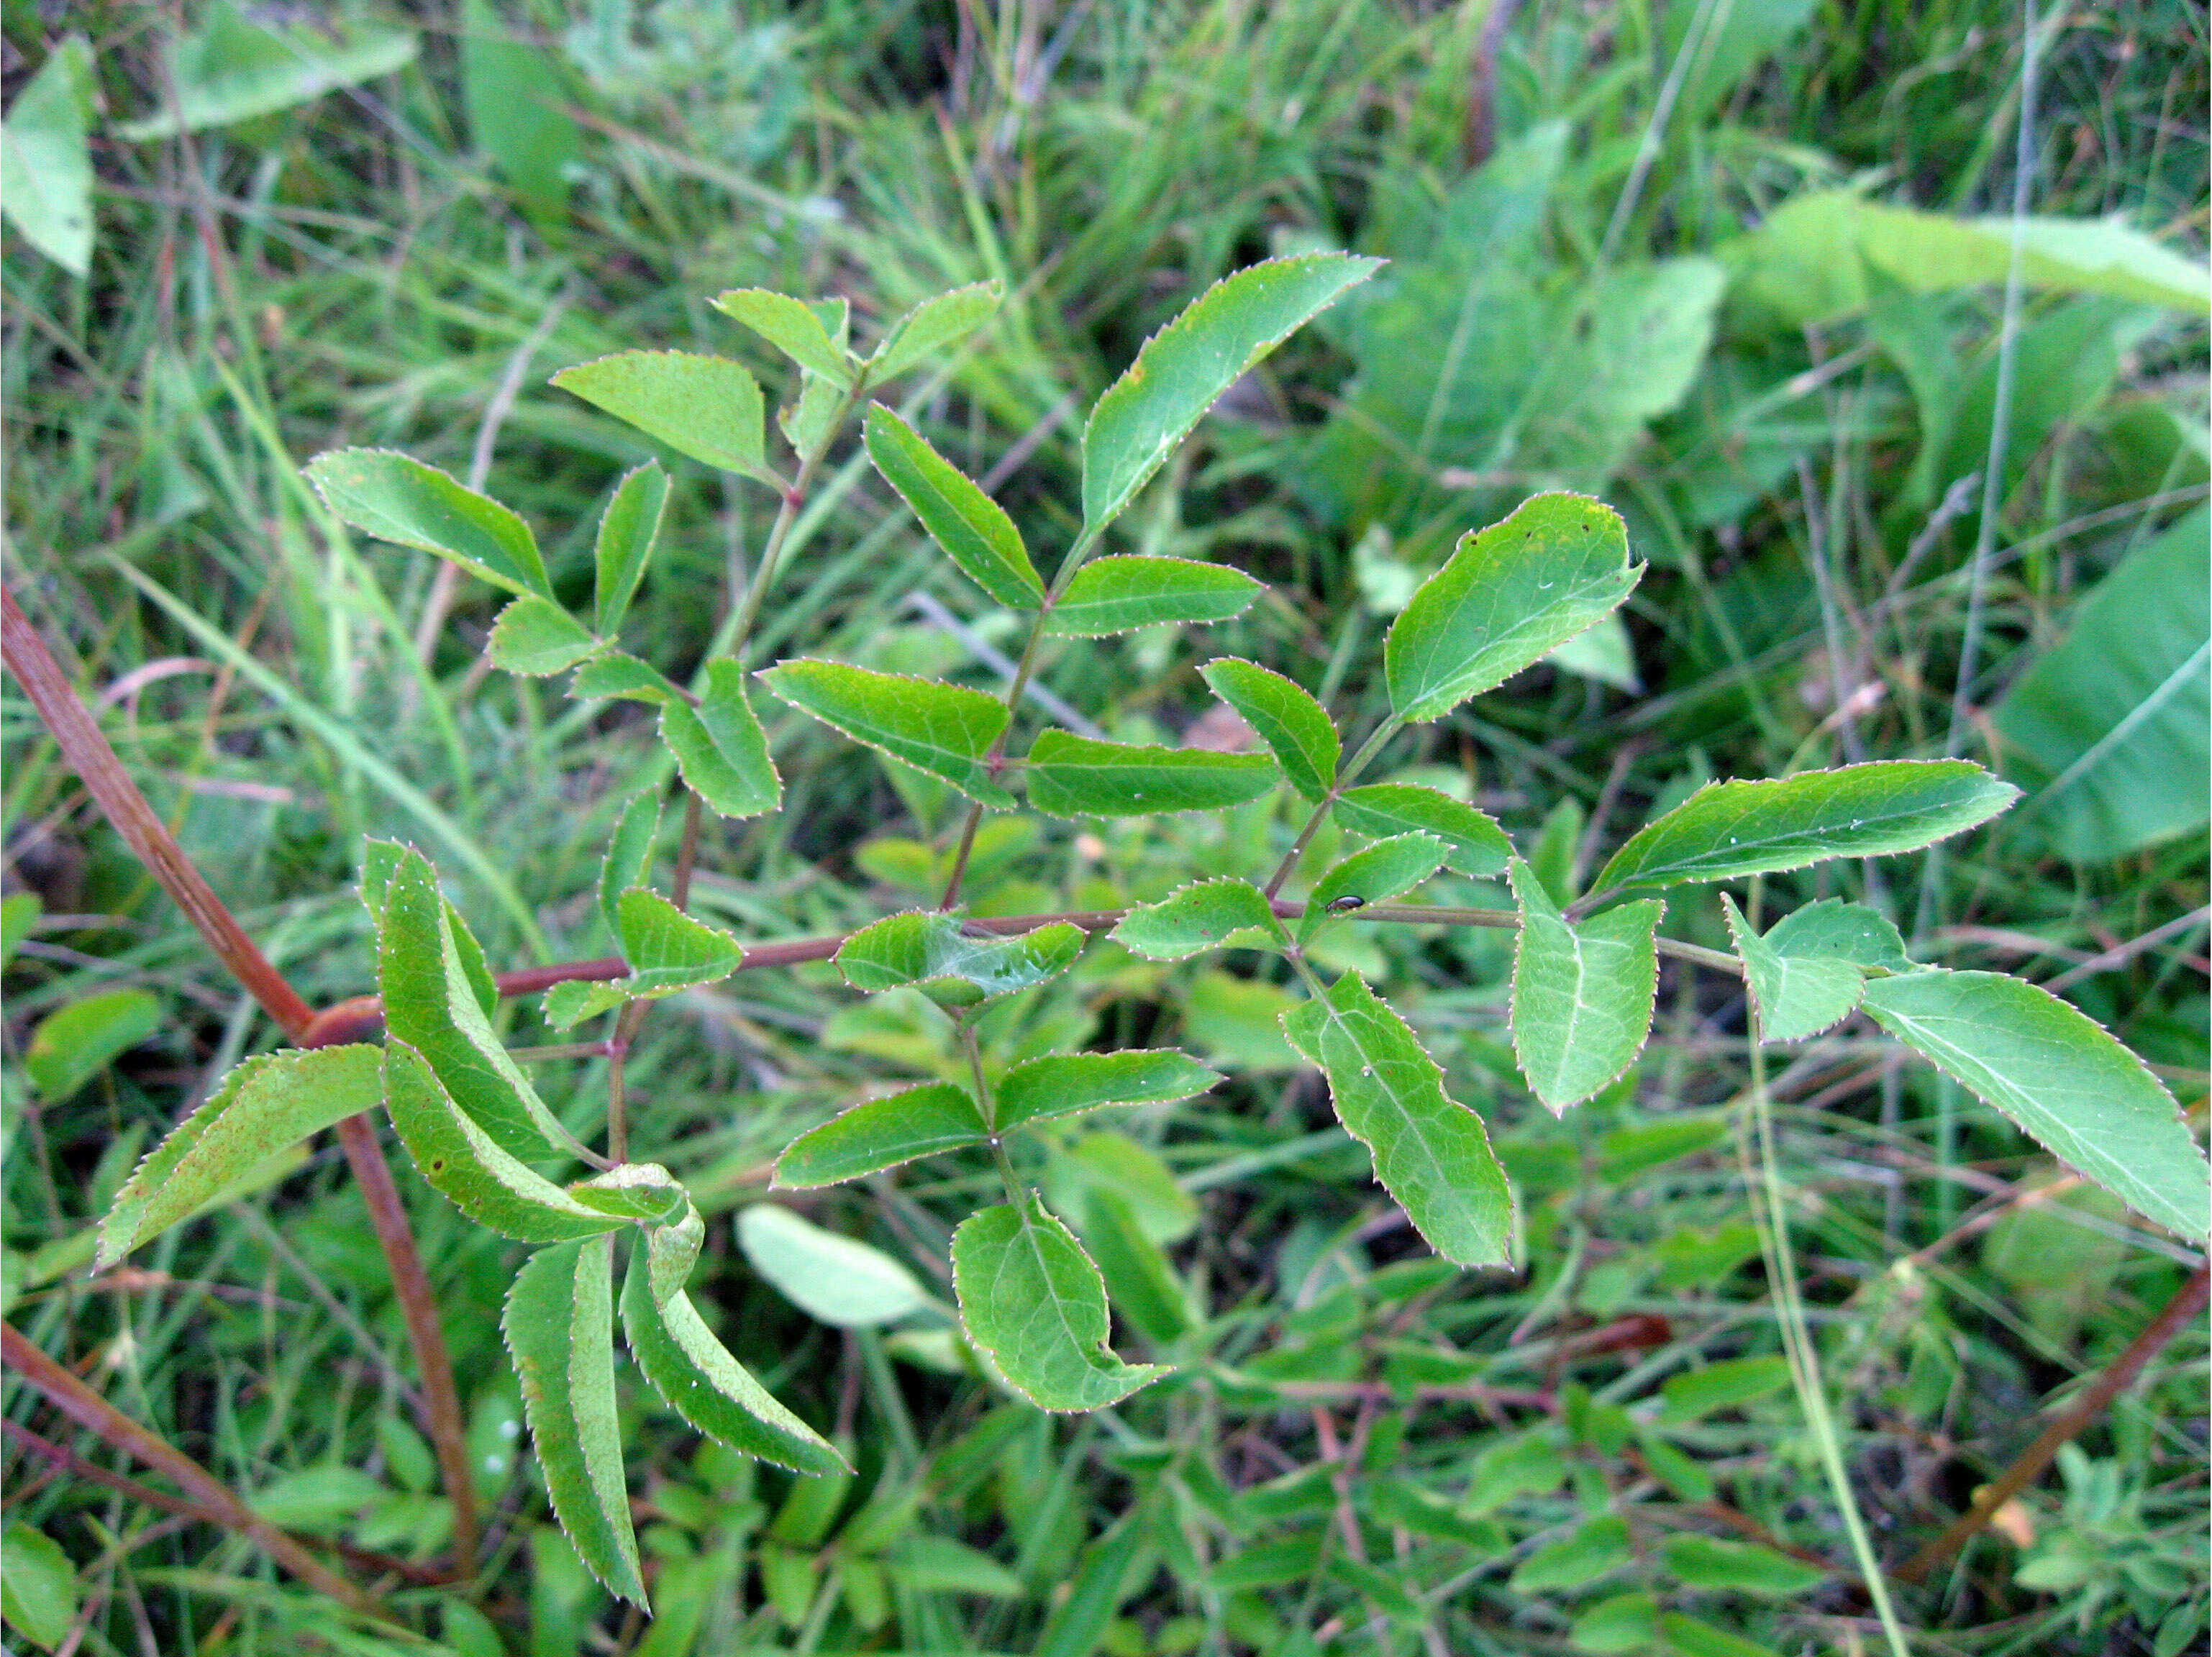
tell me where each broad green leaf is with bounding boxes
[1046,1131,1196,1243]
[996,1050,1224,1131]
[1025,729,1275,818]
[836,911,1083,1007]
[1544,611,1641,691]
[25,989,160,1100]
[951,1197,1168,1410]
[0,893,39,969]
[1198,658,1337,800]
[547,887,743,1027]
[552,352,778,485]
[1590,760,2019,898]
[1993,506,2210,859]
[1385,493,1638,722]
[1510,1515,1631,1592]
[660,661,780,818]
[1509,858,1662,1113]
[1860,969,2209,1241]
[864,406,1042,608]
[1082,1187,1196,1345]
[1569,1592,1660,1654]
[760,659,1015,808]
[567,1163,688,1225]
[1301,834,1446,939]
[772,1082,989,1187]
[487,595,601,677]
[737,1205,929,1327]
[1659,1355,1797,1422]
[1082,252,1381,530]
[1293,971,1514,1266]
[1659,1612,1780,1657]
[571,650,677,704]
[459,0,579,224]
[869,280,1004,381]
[305,449,550,598]
[360,840,496,1018]
[1764,898,1911,972]
[117,3,417,139]
[598,790,662,940]
[1043,557,1261,637]
[97,1045,382,1270]
[377,848,568,1160]
[711,288,855,384]
[0,37,95,278]
[1721,895,1865,1044]
[0,1523,76,1652]
[1659,1535,1826,1597]
[383,1044,624,1243]
[619,1243,847,1475]
[504,1238,647,1604]
[592,461,670,636]
[1334,783,1512,877]
[1109,878,1285,960]
[883,1536,1027,1598]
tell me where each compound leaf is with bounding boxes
[1509,858,1662,1113]
[306,449,549,598]
[1860,969,2209,1241]
[864,405,1042,608]
[1083,252,1381,531]
[1334,784,1511,877]
[1110,878,1285,960]
[98,1044,383,1269]
[1385,493,1637,722]
[1044,557,1261,637]
[952,1196,1168,1410]
[552,351,778,485]
[1198,658,1337,800]
[1592,760,2018,898]
[592,460,670,636]
[995,1050,1224,1131]
[773,1082,990,1187]
[504,1238,646,1604]
[1025,730,1275,818]
[760,659,1015,808]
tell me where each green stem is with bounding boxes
[1263,716,1403,900]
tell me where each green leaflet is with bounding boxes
[759,659,1015,808]
[1721,895,1867,1044]
[1508,858,1662,1114]
[868,280,1003,381]
[0,1520,78,1651]
[382,1043,624,1243]
[1080,1186,1196,1346]
[0,892,38,969]
[376,847,569,1161]
[995,1050,1224,1131]
[1860,969,2210,1241]
[620,1240,848,1475]
[1334,784,1512,878]
[487,595,601,677]
[545,888,745,1027]
[1659,1535,1828,1597]
[118,6,417,140]
[711,288,855,384]
[551,350,778,485]
[951,1196,1168,1411]
[1301,834,1447,939]
[737,1204,930,1328]
[24,989,159,1101]
[1081,252,1381,531]
[598,790,662,940]
[660,660,780,819]
[504,1238,647,1605]
[305,449,550,599]
[1043,557,1261,637]
[641,1197,705,1307]
[592,460,670,637]
[1384,493,1638,723]
[863,405,1042,609]
[772,1082,990,1187]
[1763,897,1912,972]
[1024,730,1276,818]
[459,0,578,224]
[573,651,678,705]
[1286,972,1514,1267]
[568,1163,689,1225]
[360,840,497,1017]
[1,37,95,278]
[1590,760,2018,898]
[1110,878,1285,960]
[97,1045,382,1269]
[1198,658,1337,801]
[836,911,1084,1008]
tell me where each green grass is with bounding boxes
[3,1,2206,1653]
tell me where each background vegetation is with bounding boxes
[2,1,2206,1654]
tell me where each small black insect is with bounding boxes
[1326,895,1368,913]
